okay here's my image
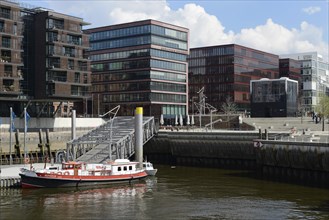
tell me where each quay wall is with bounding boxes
[144,131,329,186]
[144,131,260,168]
[254,139,329,186]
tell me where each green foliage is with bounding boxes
[315,95,329,117]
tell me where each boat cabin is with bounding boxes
[62,161,82,170]
[110,159,139,175]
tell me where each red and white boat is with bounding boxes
[19,159,148,188]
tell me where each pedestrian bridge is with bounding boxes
[63,115,156,163]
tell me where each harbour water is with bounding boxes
[1,165,328,220]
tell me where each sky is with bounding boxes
[21,0,329,61]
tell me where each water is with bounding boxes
[1,165,329,220]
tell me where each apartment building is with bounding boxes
[23,8,91,116]
[0,2,91,117]
[0,0,24,114]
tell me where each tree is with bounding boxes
[220,96,238,115]
[315,95,329,131]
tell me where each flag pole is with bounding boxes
[9,107,12,165]
[24,107,27,159]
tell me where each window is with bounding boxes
[0,21,4,32]
[0,7,10,19]
[123,166,127,171]
[2,37,11,48]
[68,59,74,69]
[74,72,80,83]
[4,65,12,76]
[118,167,122,171]
[83,74,88,84]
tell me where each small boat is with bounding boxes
[19,159,148,188]
[143,161,157,176]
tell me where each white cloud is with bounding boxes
[45,0,328,61]
[234,19,328,60]
[302,6,321,15]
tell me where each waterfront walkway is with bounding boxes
[243,117,328,132]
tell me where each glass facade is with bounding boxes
[89,24,188,51]
[90,49,186,62]
[281,52,329,113]
[90,24,187,42]
[250,78,298,117]
[91,59,186,72]
[188,44,279,113]
[103,93,186,103]
[87,20,188,117]
[91,70,186,86]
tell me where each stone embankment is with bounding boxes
[144,129,329,187]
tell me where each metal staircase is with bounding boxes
[64,108,155,163]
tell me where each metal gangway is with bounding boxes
[64,107,156,163]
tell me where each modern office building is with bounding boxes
[279,58,301,82]
[22,8,91,116]
[188,44,279,113]
[85,20,189,118]
[279,58,302,110]
[250,77,298,117]
[0,0,24,114]
[280,52,329,113]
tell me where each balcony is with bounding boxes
[3,71,12,77]
[0,56,11,63]
[48,63,61,69]
[47,76,67,82]
[66,53,76,58]
[0,85,20,94]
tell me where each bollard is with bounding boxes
[45,129,51,158]
[14,129,21,157]
[258,129,262,139]
[38,129,44,156]
[135,107,143,169]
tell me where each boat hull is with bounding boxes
[145,169,158,176]
[19,172,147,188]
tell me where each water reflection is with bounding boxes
[1,166,328,220]
[2,178,157,220]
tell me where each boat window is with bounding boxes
[143,164,146,167]
[118,167,121,171]
[129,166,132,170]
[123,166,127,171]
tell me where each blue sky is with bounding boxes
[21,0,329,60]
